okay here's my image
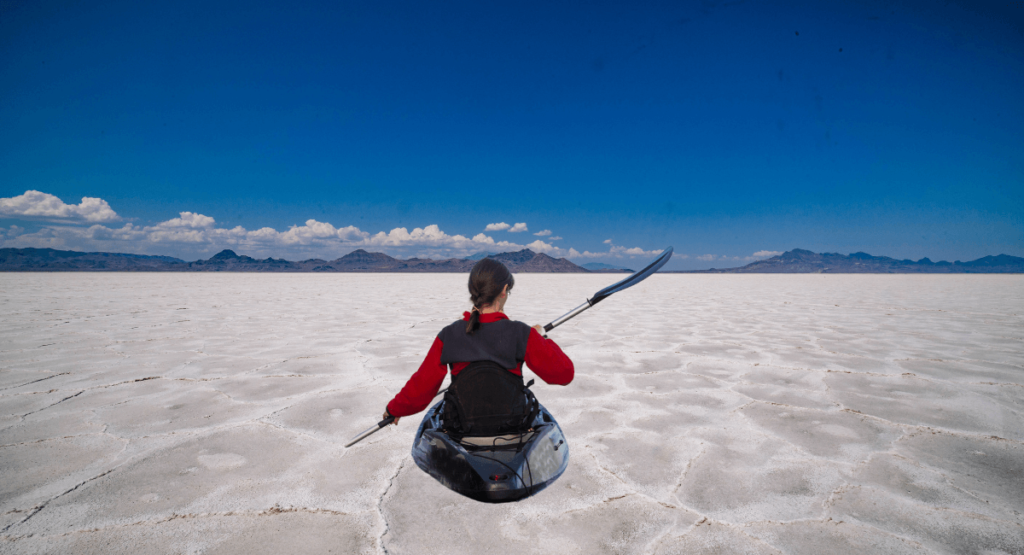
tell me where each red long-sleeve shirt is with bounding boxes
[386,311,574,417]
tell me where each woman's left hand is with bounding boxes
[383,409,400,425]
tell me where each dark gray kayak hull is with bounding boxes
[411,400,569,503]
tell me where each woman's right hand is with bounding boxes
[383,409,400,425]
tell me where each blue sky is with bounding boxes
[1,0,1021,269]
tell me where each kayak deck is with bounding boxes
[411,400,569,503]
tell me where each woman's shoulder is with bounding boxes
[506,318,532,331]
[500,318,533,340]
[437,318,468,337]
[488,313,530,332]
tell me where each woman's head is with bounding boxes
[465,258,514,334]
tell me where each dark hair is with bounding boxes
[465,258,515,335]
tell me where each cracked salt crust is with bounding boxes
[0,273,1022,554]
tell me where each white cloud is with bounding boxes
[609,245,662,257]
[1,216,530,260]
[564,242,664,259]
[0,190,120,223]
[276,219,369,245]
[566,250,606,258]
[485,222,510,231]
[153,212,216,229]
[0,225,25,239]
[525,240,558,254]
[467,233,523,251]
[603,239,612,244]
[508,222,528,233]
[365,224,480,249]
[752,250,783,258]
[0,190,664,263]
[697,254,717,261]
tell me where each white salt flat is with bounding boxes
[1,273,1022,554]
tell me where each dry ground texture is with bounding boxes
[1,273,1022,554]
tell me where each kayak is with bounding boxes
[411,399,569,503]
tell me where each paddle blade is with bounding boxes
[589,247,673,305]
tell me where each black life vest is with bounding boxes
[437,317,539,437]
[442,360,539,437]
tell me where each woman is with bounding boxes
[384,258,574,433]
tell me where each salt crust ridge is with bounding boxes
[0,273,1022,554]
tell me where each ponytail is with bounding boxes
[465,258,514,335]
[465,307,482,334]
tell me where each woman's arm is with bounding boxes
[524,327,574,385]
[386,337,448,418]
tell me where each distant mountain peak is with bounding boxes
[210,249,239,260]
[337,249,397,263]
[463,251,498,261]
[784,248,816,258]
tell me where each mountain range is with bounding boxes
[678,249,1024,274]
[1,247,1021,273]
[0,247,609,273]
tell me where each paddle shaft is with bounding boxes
[343,416,395,448]
[543,300,592,335]
[344,386,448,448]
